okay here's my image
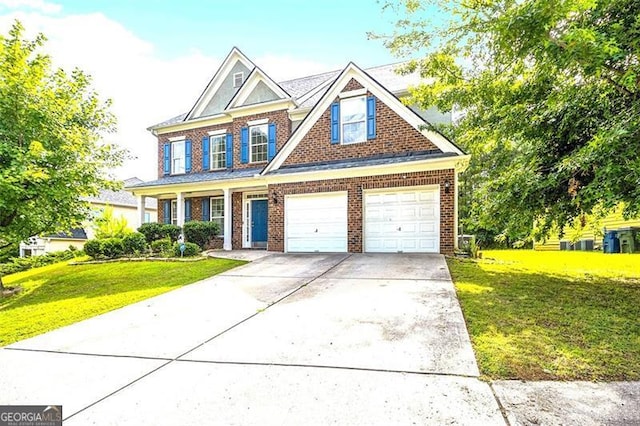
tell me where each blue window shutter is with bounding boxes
[184,199,192,222]
[330,102,340,144]
[202,136,210,170]
[367,96,376,139]
[240,127,249,164]
[163,200,171,224]
[201,198,210,221]
[163,143,170,175]
[185,139,192,173]
[225,133,233,168]
[267,123,276,161]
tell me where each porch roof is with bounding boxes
[126,167,262,189]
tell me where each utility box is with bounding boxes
[603,230,620,254]
[575,239,594,251]
[617,227,639,253]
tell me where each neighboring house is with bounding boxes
[19,178,157,257]
[534,206,640,251]
[128,48,469,254]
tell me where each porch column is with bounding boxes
[176,192,185,227]
[223,188,232,251]
[136,195,146,228]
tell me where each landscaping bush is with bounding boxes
[0,249,80,275]
[173,242,201,257]
[138,223,181,243]
[101,238,124,259]
[122,232,148,256]
[83,239,103,258]
[183,221,220,249]
[150,238,172,256]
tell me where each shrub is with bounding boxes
[150,238,172,256]
[84,239,103,258]
[138,222,165,243]
[122,232,148,256]
[94,205,131,239]
[101,238,124,259]
[183,221,220,249]
[173,241,201,257]
[0,248,80,275]
[138,223,181,243]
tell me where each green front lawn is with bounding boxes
[448,250,640,381]
[0,258,245,346]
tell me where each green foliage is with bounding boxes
[122,232,147,256]
[0,249,80,275]
[83,239,102,258]
[94,206,131,239]
[138,223,181,243]
[173,242,201,257]
[0,21,126,287]
[183,221,219,249]
[0,21,125,269]
[380,0,640,242]
[150,238,172,256]
[0,243,19,263]
[100,238,124,259]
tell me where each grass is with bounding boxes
[0,257,245,346]
[448,250,640,381]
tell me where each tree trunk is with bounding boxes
[0,274,5,291]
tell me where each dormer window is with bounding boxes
[233,72,244,88]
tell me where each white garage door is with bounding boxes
[285,192,348,252]
[364,186,440,253]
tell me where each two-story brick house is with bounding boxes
[128,48,469,254]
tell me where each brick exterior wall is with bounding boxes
[268,169,455,255]
[283,89,440,167]
[157,109,291,178]
[232,192,243,249]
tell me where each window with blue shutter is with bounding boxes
[184,199,192,222]
[202,136,210,170]
[267,123,276,160]
[201,198,210,221]
[226,133,233,168]
[163,143,170,175]
[185,140,192,173]
[366,96,376,140]
[330,102,340,144]
[163,200,171,224]
[240,127,249,164]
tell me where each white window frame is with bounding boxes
[210,135,226,170]
[249,123,268,163]
[340,95,367,144]
[171,140,186,174]
[233,72,244,88]
[170,200,177,225]
[210,197,224,236]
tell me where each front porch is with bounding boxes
[134,185,270,251]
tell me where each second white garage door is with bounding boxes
[364,186,440,253]
[285,192,348,252]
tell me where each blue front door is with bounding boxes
[251,199,268,245]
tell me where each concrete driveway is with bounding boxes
[0,253,506,424]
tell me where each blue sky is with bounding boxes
[0,0,428,179]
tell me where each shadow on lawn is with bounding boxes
[0,260,238,313]
[449,258,640,381]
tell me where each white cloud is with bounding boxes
[0,0,61,14]
[0,11,337,181]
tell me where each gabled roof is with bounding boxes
[262,62,464,174]
[226,65,292,109]
[184,47,256,121]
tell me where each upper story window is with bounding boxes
[233,72,244,88]
[171,140,185,174]
[210,135,226,170]
[250,124,268,163]
[340,96,366,144]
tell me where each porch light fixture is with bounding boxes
[444,180,451,194]
[272,193,278,204]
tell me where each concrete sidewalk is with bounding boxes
[0,253,637,425]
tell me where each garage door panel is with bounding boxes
[285,192,348,253]
[364,187,440,253]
